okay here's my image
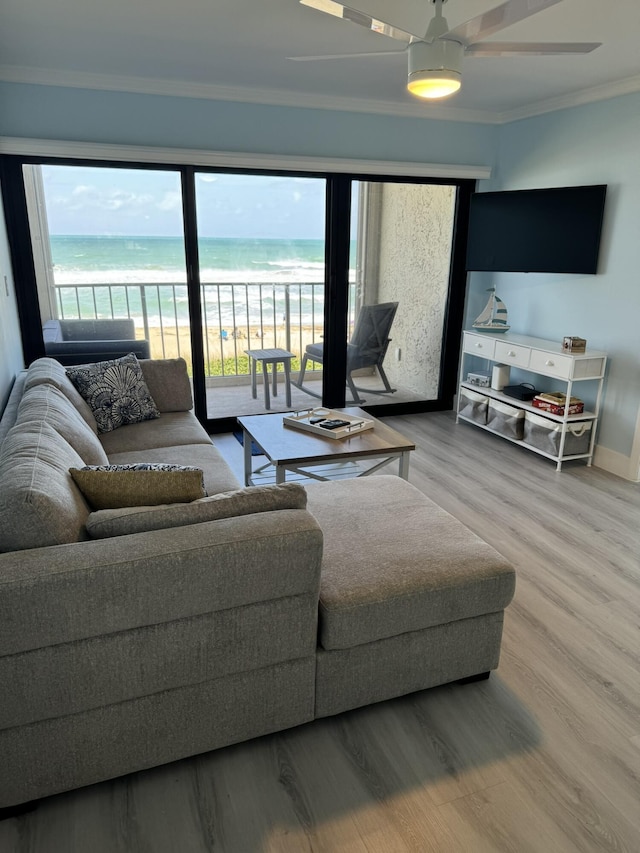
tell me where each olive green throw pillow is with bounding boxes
[85,482,307,538]
[70,464,206,510]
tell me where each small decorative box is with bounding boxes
[562,336,587,353]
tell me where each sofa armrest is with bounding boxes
[0,509,323,656]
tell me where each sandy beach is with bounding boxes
[146,324,320,372]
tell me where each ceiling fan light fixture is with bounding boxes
[407,38,463,99]
[408,69,461,98]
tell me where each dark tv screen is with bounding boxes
[466,185,607,274]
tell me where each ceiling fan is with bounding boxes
[293,0,601,99]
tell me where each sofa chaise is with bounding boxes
[0,355,515,810]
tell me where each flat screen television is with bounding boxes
[465,185,607,274]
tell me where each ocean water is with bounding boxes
[50,235,343,327]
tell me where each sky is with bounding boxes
[40,165,330,240]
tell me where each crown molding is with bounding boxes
[0,137,492,181]
[2,64,639,127]
[498,73,640,123]
[0,65,499,125]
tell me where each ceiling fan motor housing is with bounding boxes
[407,38,463,97]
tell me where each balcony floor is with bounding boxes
[205,373,426,419]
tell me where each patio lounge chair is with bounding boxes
[43,318,150,366]
[295,301,398,404]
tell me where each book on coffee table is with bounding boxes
[283,407,374,440]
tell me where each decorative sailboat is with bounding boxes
[472,288,510,333]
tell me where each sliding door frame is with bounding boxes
[0,153,474,432]
[324,172,474,418]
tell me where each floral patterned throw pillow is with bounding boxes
[66,353,160,434]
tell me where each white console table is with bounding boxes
[457,331,607,471]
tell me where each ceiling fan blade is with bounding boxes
[465,41,602,56]
[446,0,564,44]
[288,50,403,61]
[299,0,418,43]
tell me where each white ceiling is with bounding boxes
[2,0,640,122]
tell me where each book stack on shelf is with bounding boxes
[532,392,584,416]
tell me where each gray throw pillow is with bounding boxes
[85,482,308,538]
[70,463,206,510]
[139,358,193,412]
[66,353,160,434]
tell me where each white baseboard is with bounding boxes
[592,444,640,482]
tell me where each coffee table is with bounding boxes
[238,408,415,486]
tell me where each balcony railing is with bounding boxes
[52,281,350,379]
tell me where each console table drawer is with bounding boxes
[528,349,572,379]
[463,333,496,359]
[494,341,530,369]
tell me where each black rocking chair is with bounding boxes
[295,301,398,404]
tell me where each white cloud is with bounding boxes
[157,191,182,211]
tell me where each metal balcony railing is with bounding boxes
[52,281,352,378]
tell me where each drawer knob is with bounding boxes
[507,350,516,357]
[545,359,555,366]
[475,342,483,348]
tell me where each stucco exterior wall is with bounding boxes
[373,183,455,398]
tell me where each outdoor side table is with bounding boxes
[245,348,295,410]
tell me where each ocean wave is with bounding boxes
[53,266,330,285]
[56,283,339,329]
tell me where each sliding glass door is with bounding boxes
[302,178,459,411]
[193,172,326,419]
[23,163,192,371]
[344,179,457,409]
[3,153,471,429]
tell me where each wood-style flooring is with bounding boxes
[1,412,639,852]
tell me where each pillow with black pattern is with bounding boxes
[66,353,160,434]
[70,463,206,510]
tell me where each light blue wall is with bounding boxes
[466,93,640,459]
[0,82,498,166]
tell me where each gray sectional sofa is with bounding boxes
[0,356,515,810]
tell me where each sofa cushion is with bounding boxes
[16,383,108,466]
[305,476,516,650]
[139,358,193,412]
[85,482,308,538]
[108,443,241,496]
[66,353,160,434]
[24,357,98,433]
[70,464,206,510]
[0,422,90,552]
[99,411,211,454]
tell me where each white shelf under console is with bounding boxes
[457,332,607,471]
